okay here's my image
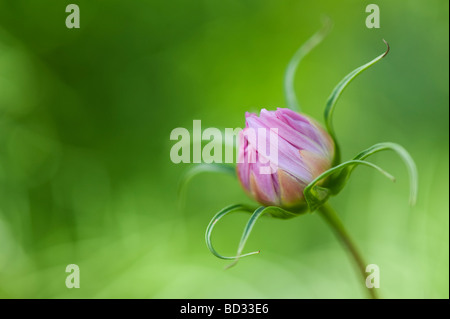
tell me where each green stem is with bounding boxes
[317,202,378,299]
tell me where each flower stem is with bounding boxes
[317,202,378,299]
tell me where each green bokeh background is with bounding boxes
[0,0,448,298]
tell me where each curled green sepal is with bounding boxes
[325,40,390,165]
[205,204,258,261]
[352,142,418,205]
[205,205,295,268]
[263,205,306,219]
[284,19,332,112]
[303,160,395,212]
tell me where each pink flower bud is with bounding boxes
[237,108,335,211]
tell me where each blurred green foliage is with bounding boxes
[0,0,448,298]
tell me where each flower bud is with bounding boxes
[237,108,335,211]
